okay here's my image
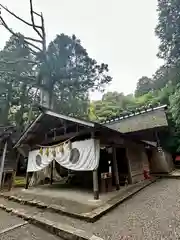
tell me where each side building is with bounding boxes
[104,105,174,177]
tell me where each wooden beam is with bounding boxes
[93,170,99,200]
[0,141,7,188]
[112,147,120,190]
[40,129,94,145]
[47,123,75,135]
[1,172,6,190]
[98,133,125,146]
[45,110,95,128]
[125,148,133,184]
[50,161,53,185]
[155,131,161,147]
[14,113,43,149]
[91,132,99,200]
[25,172,30,189]
[11,170,16,190]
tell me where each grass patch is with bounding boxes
[14,177,26,187]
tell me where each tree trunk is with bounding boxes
[40,86,51,108]
[2,84,12,125]
[17,83,27,131]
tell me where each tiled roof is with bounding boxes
[104,105,168,133]
[103,105,167,125]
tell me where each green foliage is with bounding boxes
[135,76,153,97]
[154,0,180,152]
[45,34,112,117]
[155,0,180,63]
[169,85,180,126]
[0,33,112,129]
[0,34,37,130]
[89,92,138,122]
[90,89,162,123]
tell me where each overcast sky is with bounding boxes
[0,0,163,99]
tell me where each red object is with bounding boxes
[143,169,150,180]
[175,156,180,161]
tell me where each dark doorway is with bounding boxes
[99,148,111,174]
[116,148,129,185]
[146,149,153,164]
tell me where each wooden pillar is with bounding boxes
[155,131,160,147]
[25,172,30,189]
[50,161,53,185]
[112,147,120,190]
[1,172,6,190]
[8,172,12,191]
[8,170,16,191]
[93,169,99,199]
[126,148,133,184]
[91,131,99,200]
[0,141,8,188]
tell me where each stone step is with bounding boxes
[0,198,102,240]
[0,179,156,223]
[0,191,93,222]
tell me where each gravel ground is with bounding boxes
[37,179,180,239]
[0,210,63,240]
[90,178,180,240]
[2,179,180,240]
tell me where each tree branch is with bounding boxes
[33,11,41,17]
[40,12,46,52]
[0,3,42,28]
[24,36,43,43]
[29,0,43,39]
[24,39,42,52]
[0,16,42,52]
[25,46,40,56]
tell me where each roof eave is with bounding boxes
[14,109,96,149]
[44,109,95,128]
[13,113,44,149]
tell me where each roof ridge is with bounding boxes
[103,104,167,125]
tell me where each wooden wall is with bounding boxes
[126,142,149,184]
